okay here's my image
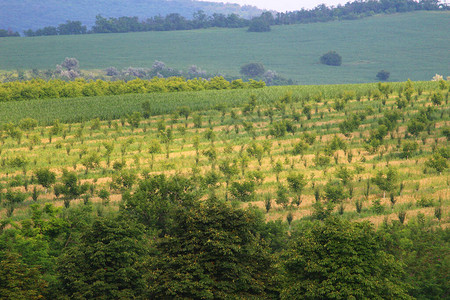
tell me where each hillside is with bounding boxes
[0,0,262,33]
[0,77,448,298]
[0,11,448,84]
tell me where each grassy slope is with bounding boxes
[0,11,448,84]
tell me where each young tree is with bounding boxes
[159,128,173,159]
[324,180,348,203]
[372,167,398,198]
[230,180,256,202]
[34,168,56,190]
[102,141,114,167]
[148,139,162,170]
[178,106,191,122]
[276,184,290,209]
[286,172,307,206]
[425,151,448,173]
[247,143,264,166]
[273,161,283,182]
[127,112,142,131]
[59,170,89,207]
[219,158,239,201]
[81,152,100,174]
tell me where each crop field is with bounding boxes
[0,11,449,84]
[0,79,448,227]
[0,81,440,124]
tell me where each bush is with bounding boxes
[240,63,265,77]
[376,70,390,81]
[248,18,271,32]
[320,51,342,66]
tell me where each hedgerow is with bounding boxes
[0,77,265,102]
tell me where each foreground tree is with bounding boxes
[0,251,47,299]
[281,217,410,299]
[58,217,147,299]
[146,199,279,299]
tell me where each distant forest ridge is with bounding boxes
[0,0,262,34]
[3,0,448,37]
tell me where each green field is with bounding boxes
[0,11,449,84]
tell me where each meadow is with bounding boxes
[1,79,448,227]
[0,11,449,84]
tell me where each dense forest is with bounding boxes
[0,176,448,299]
[8,0,447,36]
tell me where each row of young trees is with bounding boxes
[0,172,448,299]
[20,0,448,37]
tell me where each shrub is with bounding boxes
[320,51,342,66]
[240,63,265,77]
[248,18,271,32]
[376,70,390,81]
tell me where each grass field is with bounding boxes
[1,80,448,227]
[0,11,448,84]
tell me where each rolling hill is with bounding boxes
[0,11,448,84]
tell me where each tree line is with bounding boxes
[272,0,447,25]
[20,0,448,37]
[0,29,20,37]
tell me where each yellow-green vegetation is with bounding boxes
[1,79,448,227]
[0,76,264,102]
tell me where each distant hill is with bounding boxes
[0,11,448,84]
[0,0,263,33]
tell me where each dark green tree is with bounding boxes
[286,172,307,206]
[58,217,147,299]
[240,63,265,77]
[376,70,390,81]
[281,217,410,299]
[34,168,56,190]
[123,174,200,235]
[0,251,48,299]
[248,18,271,32]
[320,51,342,66]
[146,199,279,299]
